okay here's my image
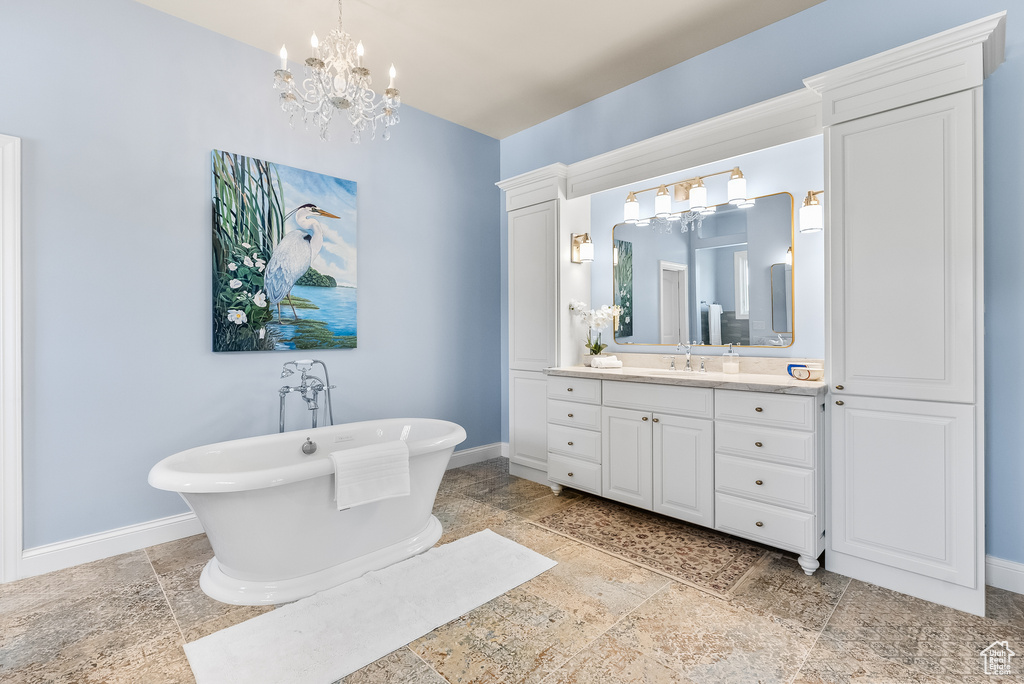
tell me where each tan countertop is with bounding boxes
[545,365,828,397]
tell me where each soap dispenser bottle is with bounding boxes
[722,343,740,374]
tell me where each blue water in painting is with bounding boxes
[269,285,357,349]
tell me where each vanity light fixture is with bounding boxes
[621,166,753,226]
[786,246,793,266]
[800,190,824,233]
[570,233,594,264]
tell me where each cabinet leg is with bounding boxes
[549,483,563,496]
[797,555,819,576]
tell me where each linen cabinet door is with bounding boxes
[508,201,558,371]
[509,370,548,471]
[828,91,977,403]
[652,414,714,527]
[602,407,652,509]
[830,396,978,593]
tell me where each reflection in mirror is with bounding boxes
[771,263,793,333]
[613,192,794,347]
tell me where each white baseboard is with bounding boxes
[447,442,507,469]
[19,512,203,580]
[987,555,1024,594]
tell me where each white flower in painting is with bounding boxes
[243,256,254,268]
[252,291,267,307]
[229,279,242,289]
[227,309,247,325]
[241,242,252,249]
[228,262,237,271]
[258,327,266,339]
[254,258,266,272]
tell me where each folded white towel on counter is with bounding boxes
[330,440,410,510]
[591,357,623,368]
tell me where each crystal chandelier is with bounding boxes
[273,0,401,143]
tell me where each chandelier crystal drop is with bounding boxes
[273,0,401,143]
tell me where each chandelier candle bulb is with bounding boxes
[311,32,319,52]
[389,64,396,89]
[280,45,288,70]
[357,41,364,66]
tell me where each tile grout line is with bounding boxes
[786,575,852,684]
[536,577,676,684]
[143,546,188,646]
[403,644,451,683]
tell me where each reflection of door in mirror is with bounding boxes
[770,263,792,333]
[659,262,688,344]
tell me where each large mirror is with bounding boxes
[613,192,794,347]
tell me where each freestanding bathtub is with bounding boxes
[148,418,466,605]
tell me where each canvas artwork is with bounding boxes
[212,150,357,352]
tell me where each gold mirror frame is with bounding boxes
[611,191,795,349]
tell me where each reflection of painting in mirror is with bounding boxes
[770,263,792,333]
[612,192,793,347]
[613,239,633,337]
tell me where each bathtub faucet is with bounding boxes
[279,359,336,433]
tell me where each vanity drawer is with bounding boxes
[714,422,815,468]
[548,454,601,495]
[715,390,815,431]
[715,493,817,555]
[547,424,601,463]
[603,380,713,419]
[547,377,602,404]
[715,454,813,512]
[547,400,602,431]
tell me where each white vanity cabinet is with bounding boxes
[713,390,824,574]
[545,374,824,571]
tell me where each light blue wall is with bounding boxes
[1,0,501,548]
[500,0,1024,565]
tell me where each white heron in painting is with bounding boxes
[265,203,340,322]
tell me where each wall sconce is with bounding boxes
[570,233,594,264]
[786,246,793,266]
[800,190,824,233]
[622,166,753,225]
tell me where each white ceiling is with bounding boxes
[135,0,823,139]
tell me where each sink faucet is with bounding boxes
[683,343,694,372]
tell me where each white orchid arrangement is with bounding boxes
[569,300,622,355]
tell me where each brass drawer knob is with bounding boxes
[755,521,764,527]
[653,418,660,423]
[754,441,763,447]
[567,472,574,477]
[567,441,574,446]
[835,400,844,406]
[567,413,573,418]
[642,416,649,421]
[835,385,844,390]
[755,407,763,413]
[755,479,763,485]
[567,387,573,392]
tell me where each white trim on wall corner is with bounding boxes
[447,442,507,469]
[987,555,1024,595]
[19,512,204,580]
[0,134,22,584]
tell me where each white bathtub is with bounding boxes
[148,418,467,605]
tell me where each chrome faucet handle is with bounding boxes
[699,357,707,373]
[662,355,676,370]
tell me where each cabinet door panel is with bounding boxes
[653,414,714,526]
[509,371,548,471]
[831,396,976,587]
[509,202,558,371]
[828,91,976,402]
[602,407,653,509]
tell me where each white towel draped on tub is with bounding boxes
[708,304,723,346]
[330,440,411,510]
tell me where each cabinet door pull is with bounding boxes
[567,387,573,392]
[835,385,844,391]
[567,413,573,418]
[835,400,845,406]
[755,521,764,527]
[567,441,574,446]
[652,418,660,423]
[755,480,763,486]
[755,407,764,413]
[754,441,763,447]
[567,472,574,477]
[642,416,649,421]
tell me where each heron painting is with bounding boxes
[212,150,358,352]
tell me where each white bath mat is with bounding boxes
[183,529,557,684]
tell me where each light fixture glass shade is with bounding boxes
[579,236,594,262]
[739,198,756,208]
[623,192,640,223]
[728,176,746,205]
[786,246,793,266]
[800,192,824,233]
[700,205,717,216]
[654,186,671,218]
[689,181,707,211]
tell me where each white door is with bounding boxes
[829,395,981,612]
[508,201,558,371]
[653,413,714,526]
[659,262,688,345]
[509,370,549,471]
[602,407,653,509]
[828,91,977,403]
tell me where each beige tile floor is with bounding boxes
[1,457,1021,683]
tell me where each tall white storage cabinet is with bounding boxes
[499,165,591,485]
[806,13,1005,615]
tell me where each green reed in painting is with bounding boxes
[613,239,633,338]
